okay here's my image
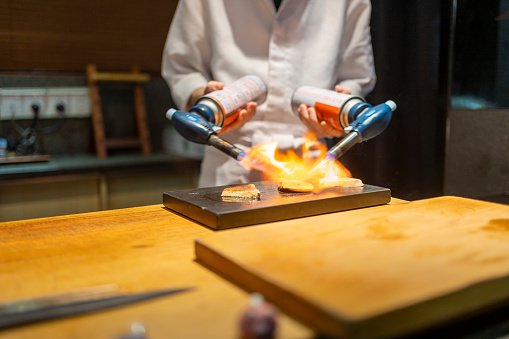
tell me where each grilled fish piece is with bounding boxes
[221,184,261,199]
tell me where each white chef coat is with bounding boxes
[162,0,376,187]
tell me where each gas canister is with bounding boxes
[291,86,372,130]
[195,75,267,129]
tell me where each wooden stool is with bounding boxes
[86,64,152,158]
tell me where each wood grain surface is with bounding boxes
[0,205,312,339]
[195,196,509,338]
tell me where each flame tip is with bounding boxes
[241,132,352,189]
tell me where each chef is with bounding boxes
[162,0,376,187]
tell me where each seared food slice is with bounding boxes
[333,178,364,187]
[221,184,261,199]
[278,179,314,192]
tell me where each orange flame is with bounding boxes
[239,132,352,192]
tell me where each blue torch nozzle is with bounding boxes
[166,108,245,161]
[346,100,396,142]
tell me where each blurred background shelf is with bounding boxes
[0,153,200,222]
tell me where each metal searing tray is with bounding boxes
[163,181,391,229]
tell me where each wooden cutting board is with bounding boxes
[195,196,509,338]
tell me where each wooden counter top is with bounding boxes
[0,204,313,339]
[2,197,509,338]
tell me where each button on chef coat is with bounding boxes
[162,0,376,187]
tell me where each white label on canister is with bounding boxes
[292,86,353,111]
[204,75,267,115]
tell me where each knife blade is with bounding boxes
[0,285,193,330]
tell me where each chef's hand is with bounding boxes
[297,85,352,139]
[186,81,257,135]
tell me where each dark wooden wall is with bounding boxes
[340,1,452,200]
[0,0,178,73]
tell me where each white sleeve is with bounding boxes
[336,0,377,97]
[161,0,211,110]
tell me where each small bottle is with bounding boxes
[292,86,372,130]
[194,75,267,129]
[239,293,277,339]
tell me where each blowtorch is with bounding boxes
[167,98,395,176]
[165,75,267,163]
[166,78,396,176]
[166,107,246,161]
[307,99,396,176]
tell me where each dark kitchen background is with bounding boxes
[344,0,509,202]
[0,0,508,221]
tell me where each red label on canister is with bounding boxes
[223,110,240,128]
[315,102,342,129]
